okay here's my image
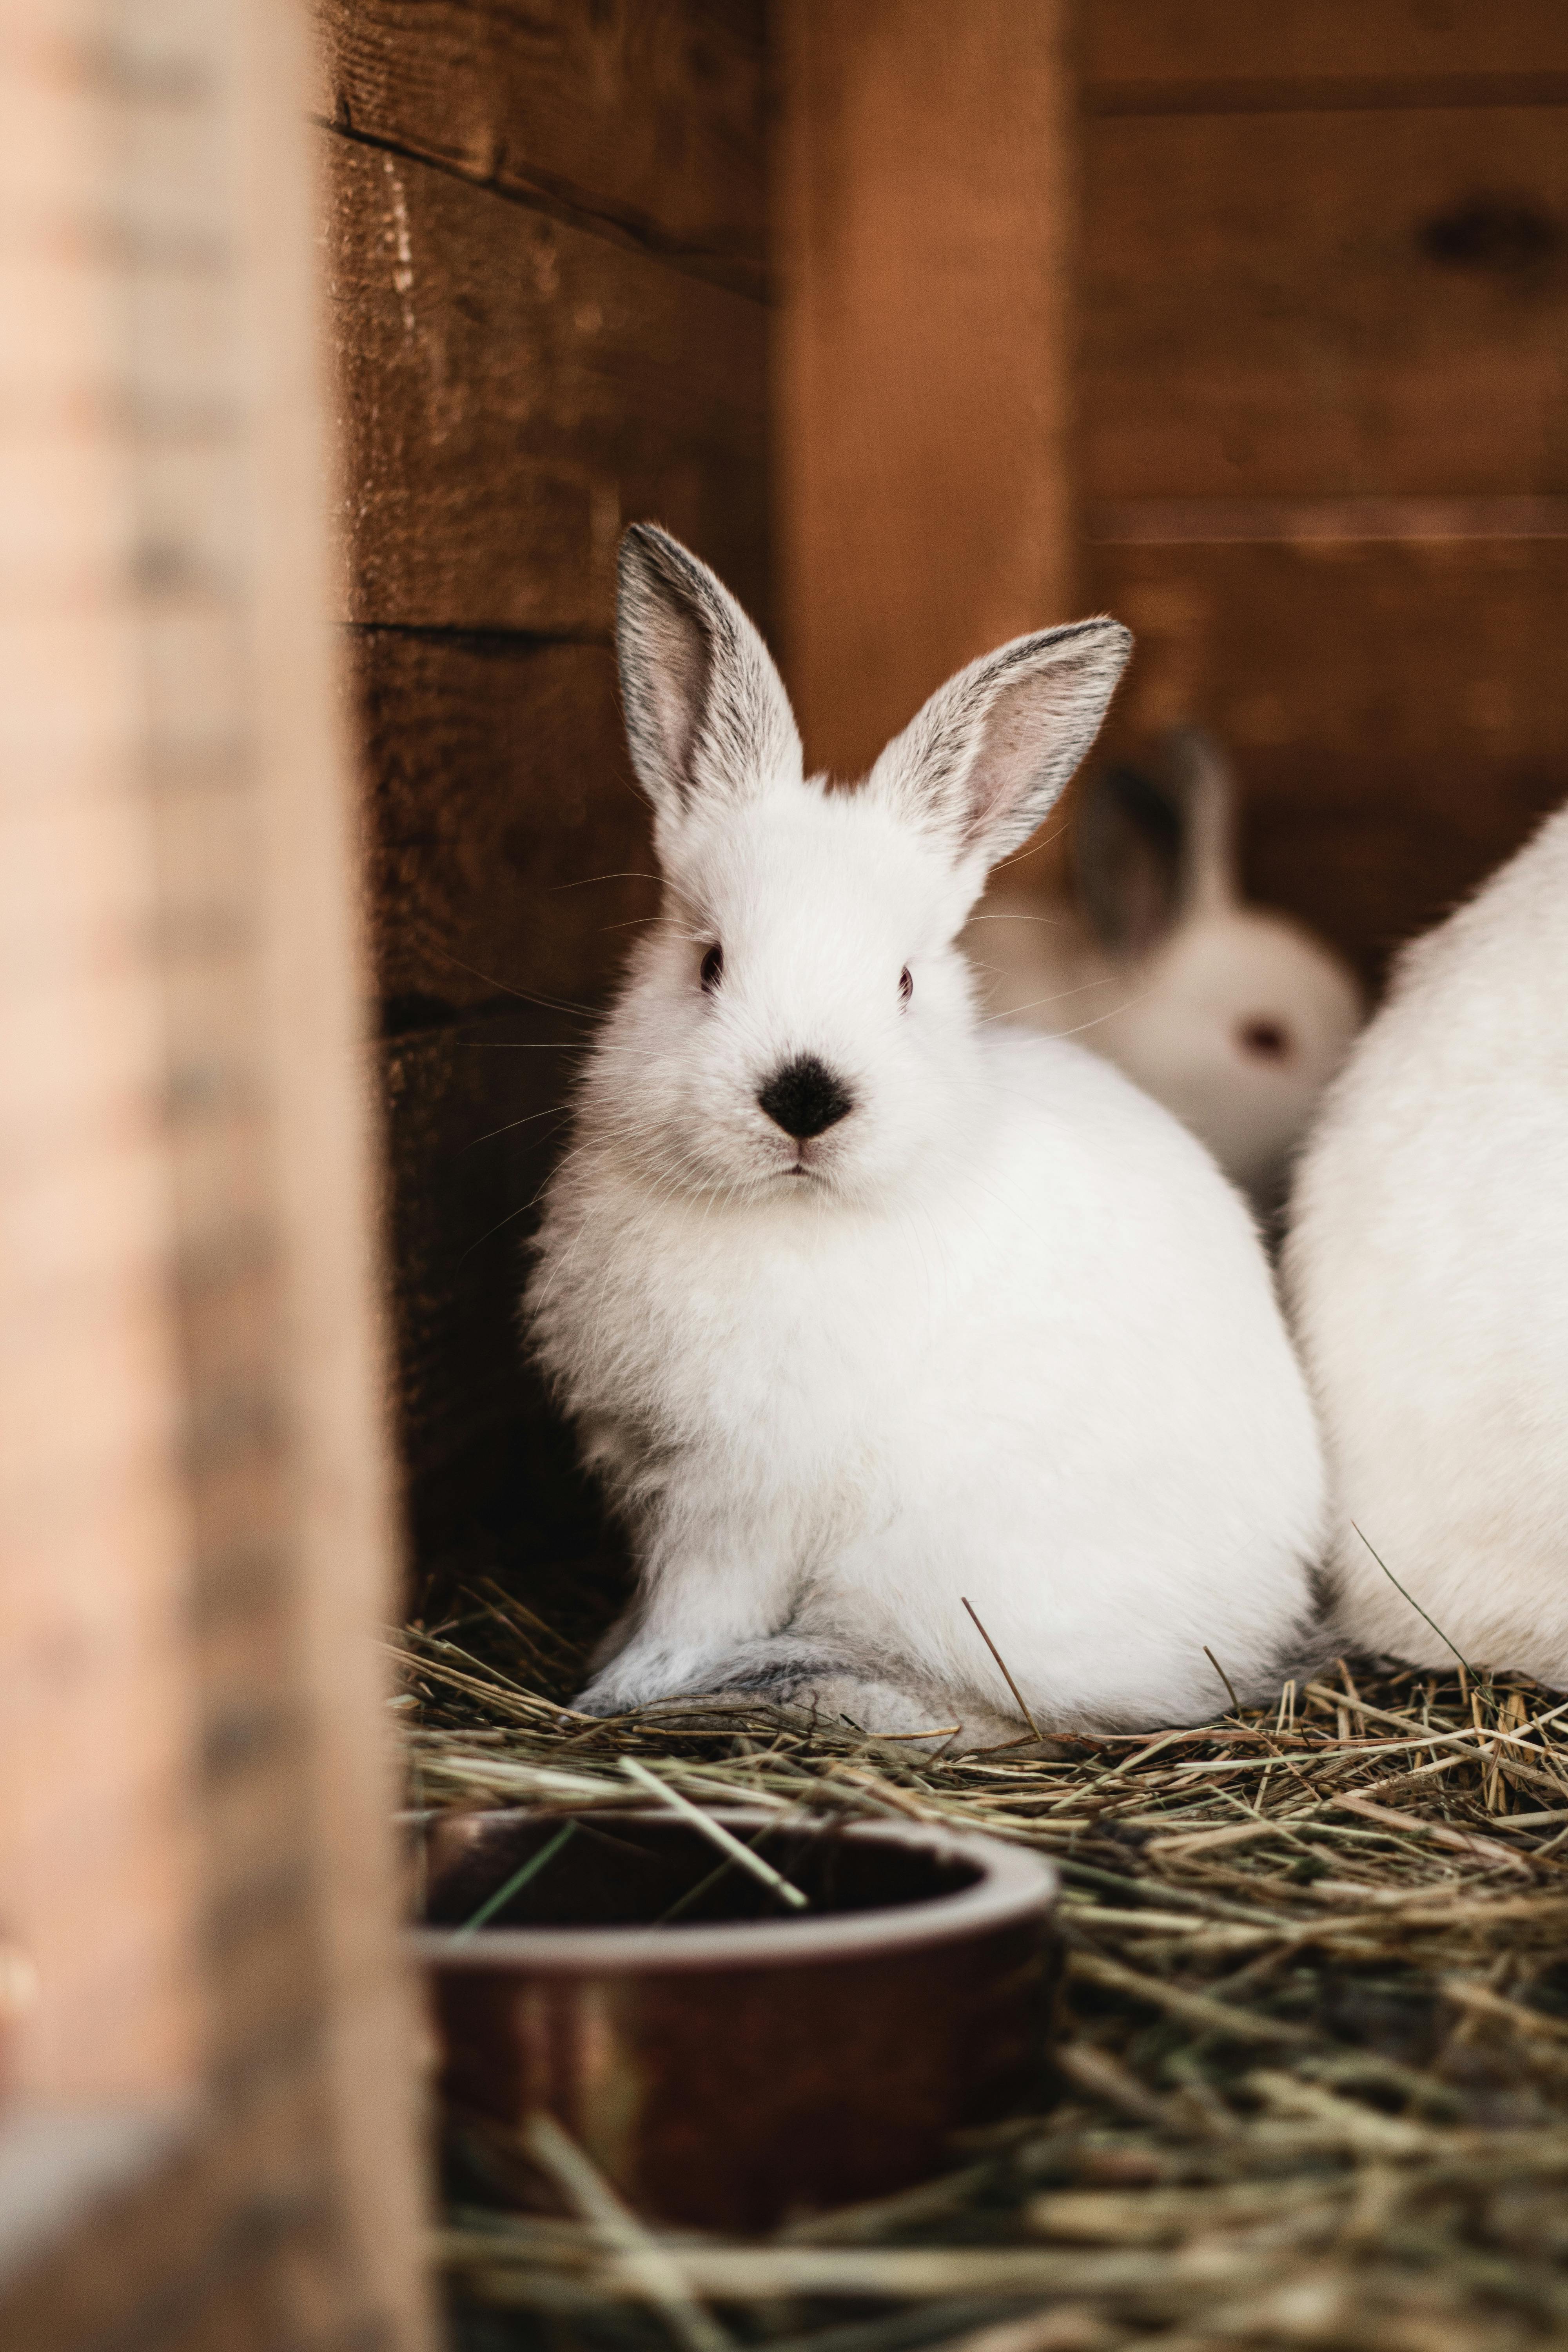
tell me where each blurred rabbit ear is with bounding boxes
[1075,763,1186,958]
[1075,727,1240,956]
[1165,726,1240,914]
[616,524,802,839]
[867,619,1132,875]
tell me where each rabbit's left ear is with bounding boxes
[867,619,1132,873]
[617,523,802,840]
[1075,728,1240,956]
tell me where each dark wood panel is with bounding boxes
[323,131,769,633]
[312,0,768,294]
[379,999,624,1621]
[1088,539,1568,986]
[354,630,657,1023]
[381,1006,582,1485]
[1085,3,1568,98]
[1083,108,1568,502]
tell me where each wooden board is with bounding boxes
[354,628,650,1535]
[323,130,769,635]
[1082,107,1568,504]
[318,7,768,1615]
[774,0,1078,781]
[1084,2,1568,103]
[312,0,768,295]
[1088,539,1568,984]
[354,629,657,1025]
[380,1006,583,1483]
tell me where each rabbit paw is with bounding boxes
[705,1646,1017,1750]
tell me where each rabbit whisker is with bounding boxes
[985,817,1071,878]
[964,911,1070,927]
[977,976,1129,1022]
[1050,988,1156,1040]
[463,1105,577,1149]
[423,939,599,1020]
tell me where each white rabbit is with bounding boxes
[526,525,1327,1743]
[1285,802,1568,1684]
[966,733,1363,1217]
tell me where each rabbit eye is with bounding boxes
[1238,1016,1290,1062]
[700,943,724,992]
[899,966,913,1005]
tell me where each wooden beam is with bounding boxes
[775,0,1081,780]
[0,2,434,2341]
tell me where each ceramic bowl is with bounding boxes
[409,1804,1059,2229]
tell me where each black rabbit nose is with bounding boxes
[757,1054,854,1140]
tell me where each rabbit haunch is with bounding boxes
[1286,800,1568,1686]
[526,524,1327,1743]
[965,733,1363,1218]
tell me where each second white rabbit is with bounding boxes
[526,526,1327,1743]
[1286,801,1568,1685]
[965,731,1363,1219]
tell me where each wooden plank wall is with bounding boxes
[1082,2,1568,985]
[312,2,769,1609]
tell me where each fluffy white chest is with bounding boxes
[573,1180,978,1496]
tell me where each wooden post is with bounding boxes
[0,2,434,2342]
[236,7,435,2337]
[775,0,1082,782]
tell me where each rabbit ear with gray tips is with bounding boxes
[867,619,1132,873]
[616,522,802,840]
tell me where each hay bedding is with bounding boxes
[402,1583,1568,2352]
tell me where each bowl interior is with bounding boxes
[420,1811,985,1935]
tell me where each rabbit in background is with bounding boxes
[526,525,1326,1746]
[1285,801,1568,1688]
[965,731,1363,1220]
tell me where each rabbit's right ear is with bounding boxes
[1165,727,1239,916]
[616,524,802,840]
[867,619,1132,878]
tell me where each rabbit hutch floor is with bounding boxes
[401,1582,1568,2352]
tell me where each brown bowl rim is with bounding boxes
[405,1807,1057,1974]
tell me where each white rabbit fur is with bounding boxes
[966,734,1363,1217]
[526,525,1327,1743]
[1285,802,1568,1682]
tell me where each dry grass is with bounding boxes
[402,1583,1568,2352]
